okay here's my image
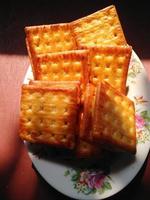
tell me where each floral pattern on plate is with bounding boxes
[128,57,143,83]
[134,96,150,143]
[64,169,112,195]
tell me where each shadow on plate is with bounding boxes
[26,142,135,175]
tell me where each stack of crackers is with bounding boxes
[19,5,136,158]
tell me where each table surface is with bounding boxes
[0,1,150,200]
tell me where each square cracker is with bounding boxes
[25,23,77,65]
[19,84,79,149]
[92,81,136,154]
[32,50,89,89]
[88,45,132,94]
[71,5,127,48]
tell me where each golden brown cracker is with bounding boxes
[32,50,89,92]
[76,139,102,158]
[25,23,77,65]
[88,45,132,94]
[71,5,127,48]
[92,81,136,154]
[19,84,79,149]
[29,80,81,104]
[79,84,95,140]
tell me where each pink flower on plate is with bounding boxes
[135,114,145,130]
[79,171,90,184]
[87,172,105,189]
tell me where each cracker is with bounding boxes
[71,5,127,48]
[29,80,79,86]
[32,50,89,90]
[76,88,99,158]
[88,45,132,94]
[92,81,136,154]
[19,84,79,149]
[29,80,81,104]
[79,83,95,140]
[29,80,80,91]
[25,23,77,65]
[76,139,102,158]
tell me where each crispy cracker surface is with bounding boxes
[25,23,77,65]
[93,81,136,154]
[72,5,127,48]
[19,84,79,149]
[29,80,81,104]
[32,50,89,95]
[88,45,132,94]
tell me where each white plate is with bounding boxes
[24,51,150,199]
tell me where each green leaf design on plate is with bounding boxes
[141,110,150,122]
[71,171,80,181]
[64,169,70,176]
[103,181,112,190]
[146,124,150,131]
[97,186,105,194]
